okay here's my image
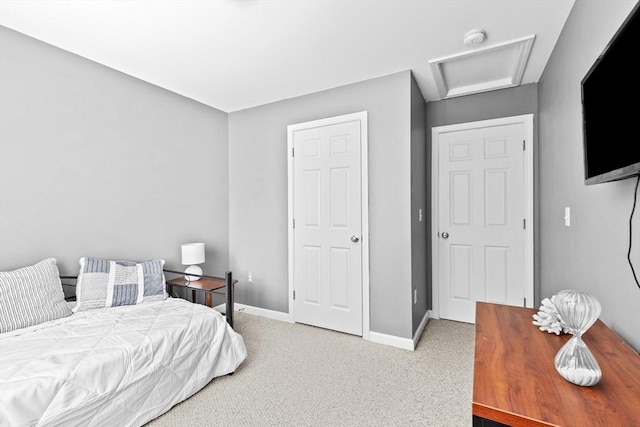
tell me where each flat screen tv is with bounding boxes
[582,2,640,185]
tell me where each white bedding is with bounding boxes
[0,298,247,427]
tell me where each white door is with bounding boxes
[434,115,533,323]
[289,114,366,336]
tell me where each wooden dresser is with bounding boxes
[472,302,640,426]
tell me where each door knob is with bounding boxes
[351,235,360,243]
[441,232,449,239]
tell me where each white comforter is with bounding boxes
[0,298,247,427]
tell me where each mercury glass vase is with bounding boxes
[553,290,602,386]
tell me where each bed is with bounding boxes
[0,258,247,427]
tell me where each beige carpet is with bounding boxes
[147,311,475,427]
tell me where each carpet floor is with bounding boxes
[147,311,475,427]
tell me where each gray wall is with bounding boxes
[410,74,428,335]
[0,27,230,277]
[538,0,640,351]
[426,83,538,128]
[229,71,415,338]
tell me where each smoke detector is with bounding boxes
[464,29,486,46]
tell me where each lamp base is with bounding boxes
[184,265,203,281]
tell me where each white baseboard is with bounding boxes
[217,302,426,352]
[413,311,430,348]
[368,311,431,351]
[368,331,415,351]
[213,302,293,323]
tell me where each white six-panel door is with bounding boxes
[433,115,533,323]
[289,114,366,336]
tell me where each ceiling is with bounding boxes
[0,0,575,113]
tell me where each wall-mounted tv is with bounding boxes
[582,2,640,185]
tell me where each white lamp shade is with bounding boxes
[181,243,205,265]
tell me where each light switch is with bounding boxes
[564,207,571,227]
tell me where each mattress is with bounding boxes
[0,297,247,427]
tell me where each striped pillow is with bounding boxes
[0,258,72,333]
[73,257,167,312]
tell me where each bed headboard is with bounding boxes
[59,270,229,302]
[60,276,78,302]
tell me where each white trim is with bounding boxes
[287,111,370,339]
[522,115,535,308]
[431,114,535,320]
[213,303,293,323]
[369,331,415,351]
[361,114,370,340]
[412,311,430,349]
[429,35,536,99]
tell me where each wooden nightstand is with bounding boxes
[165,271,238,328]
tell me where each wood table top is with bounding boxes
[473,302,640,426]
[166,276,238,291]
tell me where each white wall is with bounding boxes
[0,27,230,276]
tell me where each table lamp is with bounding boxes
[181,242,205,281]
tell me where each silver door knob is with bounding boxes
[441,232,449,239]
[351,235,360,243]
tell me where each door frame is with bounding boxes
[287,111,370,339]
[430,114,534,319]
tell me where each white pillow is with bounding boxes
[0,258,72,333]
[73,257,166,312]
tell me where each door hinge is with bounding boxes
[293,290,296,300]
[523,219,526,229]
[523,140,526,151]
[292,147,295,157]
[524,297,527,307]
[293,218,296,229]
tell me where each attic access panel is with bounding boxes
[429,35,535,99]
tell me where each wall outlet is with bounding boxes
[414,289,417,304]
[248,272,253,282]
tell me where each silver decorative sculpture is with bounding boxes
[553,290,602,387]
